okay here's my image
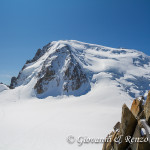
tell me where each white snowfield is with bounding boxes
[0,40,150,150]
[0,82,132,150]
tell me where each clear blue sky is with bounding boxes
[0,0,150,84]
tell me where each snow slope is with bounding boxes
[0,40,150,150]
[0,83,9,92]
[0,79,132,150]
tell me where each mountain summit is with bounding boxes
[10,40,150,98]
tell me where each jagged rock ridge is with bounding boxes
[102,92,150,150]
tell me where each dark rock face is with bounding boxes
[102,93,150,150]
[63,62,88,92]
[34,67,56,94]
[26,49,43,64]
[10,77,17,89]
[34,45,90,97]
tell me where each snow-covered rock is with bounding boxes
[10,40,150,98]
[0,83,9,92]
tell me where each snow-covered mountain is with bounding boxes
[10,40,150,98]
[1,40,150,150]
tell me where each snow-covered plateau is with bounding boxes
[0,40,150,150]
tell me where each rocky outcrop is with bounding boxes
[113,122,120,132]
[113,104,137,150]
[26,42,51,64]
[34,45,90,97]
[10,77,17,89]
[144,91,150,125]
[26,48,43,64]
[102,131,117,150]
[102,94,150,150]
[121,104,137,136]
[131,98,143,118]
